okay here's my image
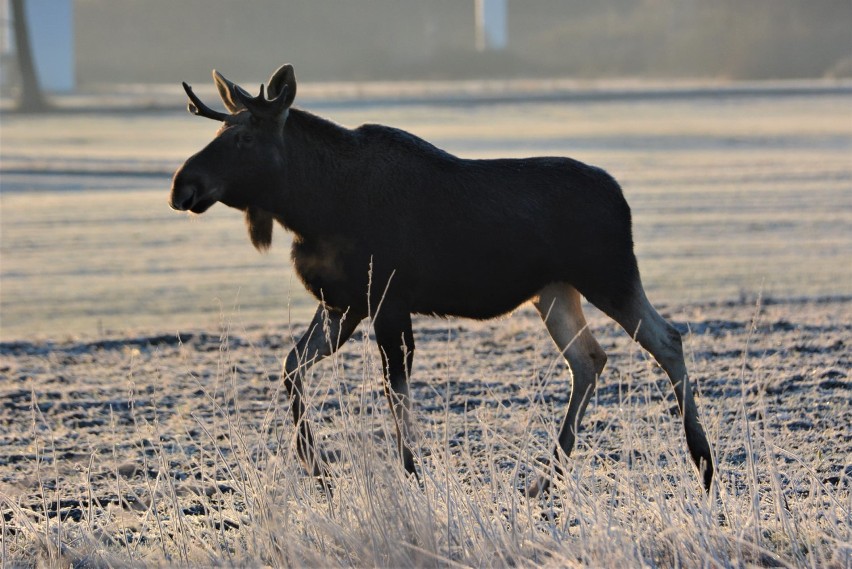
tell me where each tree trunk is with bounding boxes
[11,0,49,112]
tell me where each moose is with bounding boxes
[169,64,713,496]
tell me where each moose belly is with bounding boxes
[292,236,557,319]
[406,249,552,320]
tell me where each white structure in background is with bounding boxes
[475,0,507,52]
[0,0,75,93]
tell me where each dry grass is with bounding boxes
[1,297,849,568]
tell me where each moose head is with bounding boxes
[169,65,297,247]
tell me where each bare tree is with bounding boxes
[11,0,49,112]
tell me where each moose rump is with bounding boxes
[169,64,714,498]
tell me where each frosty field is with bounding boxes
[2,87,850,339]
[0,85,850,567]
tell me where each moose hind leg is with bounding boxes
[284,304,363,480]
[373,307,418,477]
[598,285,714,491]
[528,283,607,497]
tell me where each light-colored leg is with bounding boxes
[608,287,713,491]
[527,282,607,497]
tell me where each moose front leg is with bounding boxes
[283,304,362,481]
[373,308,418,478]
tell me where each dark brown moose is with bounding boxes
[170,64,713,496]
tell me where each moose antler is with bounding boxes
[182,82,233,123]
[232,83,291,122]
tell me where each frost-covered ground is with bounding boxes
[2,85,850,339]
[0,84,850,567]
[0,298,849,567]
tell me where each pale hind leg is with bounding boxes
[592,283,714,491]
[527,282,607,497]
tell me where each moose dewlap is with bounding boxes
[169,64,713,497]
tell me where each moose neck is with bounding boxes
[271,108,361,239]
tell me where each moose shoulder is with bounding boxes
[170,64,713,497]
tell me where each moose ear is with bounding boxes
[245,207,274,252]
[212,70,247,114]
[266,64,297,109]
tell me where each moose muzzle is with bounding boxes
[169,169,219,214]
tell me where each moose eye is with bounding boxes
[237,133,254,147]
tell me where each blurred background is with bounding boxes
[1,1,851,340]
[2,0,851,96]
[75,0,852,83]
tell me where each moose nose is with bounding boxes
[170,162,218,213]
[169,184,198,211]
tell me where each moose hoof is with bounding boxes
[306,461,334,497]
[314,471,334,498]
[700,458,714,494]
[525,475,552,498]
